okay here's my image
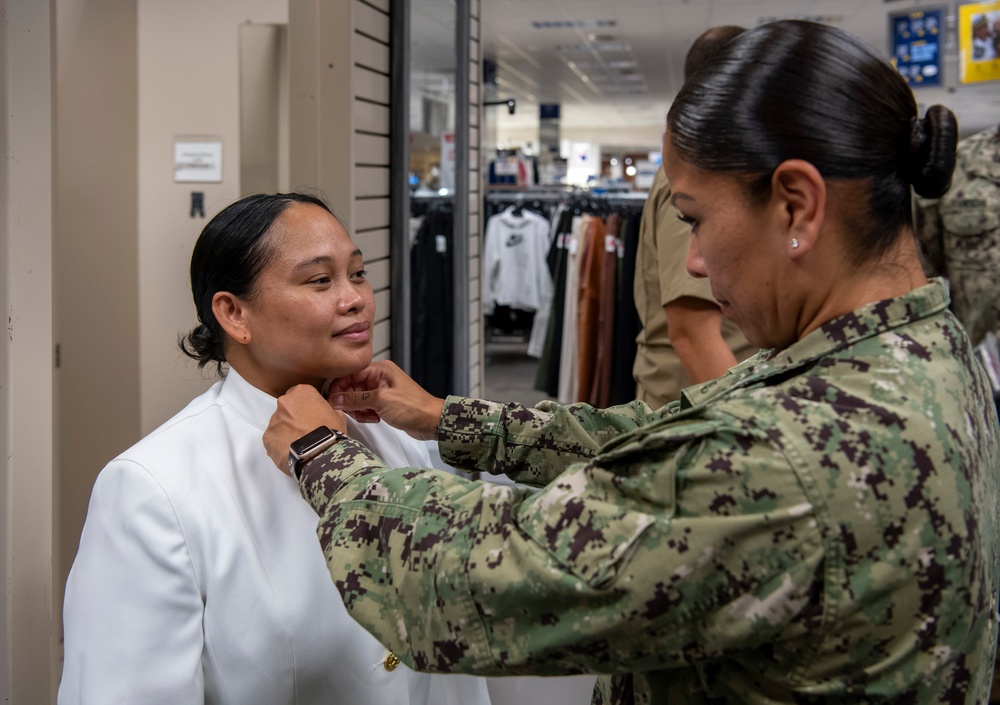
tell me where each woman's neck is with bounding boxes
[223,352,324,399]
[795,231,927,342]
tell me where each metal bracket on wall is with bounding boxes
[190,191,205,218]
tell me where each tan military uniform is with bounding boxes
[915,125,1000,345]
[299,279,1000,705]
[633,168,754,409]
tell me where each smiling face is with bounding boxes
[233,202,375,396]
[663,135,793,349]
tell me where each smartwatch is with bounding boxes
[288,425,346,480]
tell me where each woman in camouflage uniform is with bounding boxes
[265,20,1000,705]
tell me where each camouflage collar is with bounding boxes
[680,278,951,409]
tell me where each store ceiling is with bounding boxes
[477,0,1000,138]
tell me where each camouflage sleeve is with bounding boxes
[435,395,664,486]
[298,412,823,678]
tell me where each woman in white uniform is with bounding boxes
[59,193,492,705]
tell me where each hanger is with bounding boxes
[511,194,524,217]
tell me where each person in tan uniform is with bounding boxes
[633,25,756,408]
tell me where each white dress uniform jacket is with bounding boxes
[59,369,491,705]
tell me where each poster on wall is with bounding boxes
[174,138,223,183]
[958,0,1000,83]
[890,8,943,86]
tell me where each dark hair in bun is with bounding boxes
[908,105,958,199]
[668,20,959,265]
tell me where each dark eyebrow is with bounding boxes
[671,192,694,206]
[291,249,363,272]
[292,256,331,272]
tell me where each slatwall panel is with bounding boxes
[366,240,389,350]
[373,319,391,351]
[467,0,483,397]
[353,101,391,134]
[354,166,390,198]
[373,289,391,323]
[290,0,395,361]
[355,133,390,164]
[353,67,390,104]
[355,198,391,231]
[357,225,390,260]
[354,33,390,74]
[366,258,391,296]
[351,0,393,358]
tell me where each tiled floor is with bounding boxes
[482,339,550,407]
[479,341,601,704]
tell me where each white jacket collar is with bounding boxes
[218,367,277,430]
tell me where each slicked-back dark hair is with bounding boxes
[180,192,334,374]
[668,20,958,265]
[685,25,745,80]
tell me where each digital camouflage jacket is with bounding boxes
[299,279,1000,705]
[916,125,1000,345]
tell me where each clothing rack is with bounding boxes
[409,194,456,396]
[485,188,648,220]
[485,187,648,201]
[410,192,454,218]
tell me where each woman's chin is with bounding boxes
[325,352,374,380]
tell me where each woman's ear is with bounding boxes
[212,291,252,345]
[770,159,826,258]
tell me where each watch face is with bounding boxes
[291,426,334,456]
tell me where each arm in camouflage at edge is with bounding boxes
[436,395,664,486]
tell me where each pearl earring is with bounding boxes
[790,238,800,249]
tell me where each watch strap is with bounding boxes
[288,426,347,481]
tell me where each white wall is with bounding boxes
[137,0,288,434]
[2,0,57,701]
[240,23,290,194]
[0,0,10,697]
[0,0,13,703]
[54,0,141,667]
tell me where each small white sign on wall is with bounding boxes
[174,138,223,183]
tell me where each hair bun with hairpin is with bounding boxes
[908,106,958,198]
